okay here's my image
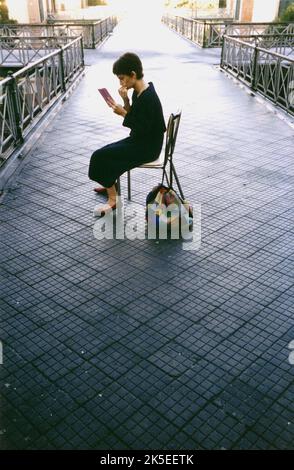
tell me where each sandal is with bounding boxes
[93,201,120,217]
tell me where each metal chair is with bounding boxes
[117,110,185,201]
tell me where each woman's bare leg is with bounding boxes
[93,183,118,215]
[106,184,117,205]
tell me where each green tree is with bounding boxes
[87,0,108,6]
[175,1,190,7]
[0,0,9,22]
[0,0,17,24]
[279,2,294,21]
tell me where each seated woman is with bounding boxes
[88,52,166,216]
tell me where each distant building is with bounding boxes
[169,1,285,21]
[55,0,88,13]
[5,0,89,23]
[193,0,284,21]
[5,0,56,23]
[231,0,282,21]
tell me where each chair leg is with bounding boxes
[127,171,131,200]
[169,159,173,188]
[162,167,170,187]
[171,162,185,200]
[116,177,121,196]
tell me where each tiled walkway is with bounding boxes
[0,15,294,449]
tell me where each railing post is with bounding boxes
[91,24,95,48]
[203,21,207,48]
[195,21,199,46]
[7,73,24,146]
[274,57,281,104]
[222,23,229,47]
[220,35,226,68]
[98,21,102,42]
[59,47,66,92]
[251,45,259,91]
[80,36,85,67]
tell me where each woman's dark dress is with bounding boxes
[88,82,166,188]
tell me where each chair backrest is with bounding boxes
[163,110,182,166]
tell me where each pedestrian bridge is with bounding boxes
[0,14,293,450]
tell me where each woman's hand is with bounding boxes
[106,98,127,117]
[118,86,128,100]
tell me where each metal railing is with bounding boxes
[230,34,294,57]
[162,14,294,48]
[162,14,234,47]
[225,23,294,36]
[0,36,84,163]
[0,16,118,49]
[166,7,234,19]
[0,36,78,66]
[221,35,294,116]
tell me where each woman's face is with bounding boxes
[117,73,136,89]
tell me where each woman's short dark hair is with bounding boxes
[113,52,144,79]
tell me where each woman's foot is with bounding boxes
[93,186,107,194]
[93,182,119,217]
[93,197,118,217]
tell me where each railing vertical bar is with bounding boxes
[58,46,66,92]
[251,45,259,91]
[80,36,85,67]
[91,24,95,49]
[7,73,24,146]
[274,58,281,104]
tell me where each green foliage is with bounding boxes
[0,1,9,22]
[172,0,219,10]
[87,0,108,6]
[0,1,17,24]
[279,3,294,22]
[176,1,190,7]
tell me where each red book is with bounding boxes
[98,88,114,107]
